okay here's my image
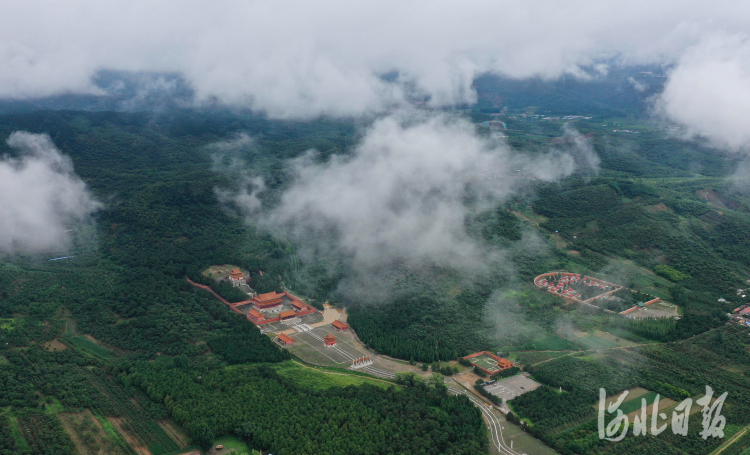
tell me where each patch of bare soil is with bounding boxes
[57,413,90,455]
[44,339,67,352]
[645,203,668,213]
[697,189,742,209]
[567,249,581,255]
[158,420,190,448]
[511,210,540,227]
[108,416,151,455]
[84,334,102,344]
[59,409,130,455]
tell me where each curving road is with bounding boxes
[447,381,523,455]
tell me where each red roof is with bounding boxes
[292,300,307,310]
[229,268,244,278]
[277,333,293,344]
[324,334,337,345]
[279,310,297,319]
[740,308,750,315]
[332,320,348,330]
[249,309,265,320]
[255,292,281,302]
[252,291,283,307]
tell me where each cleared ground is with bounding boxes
[256,312,324,333]
[202,264,241,279]
[286,325,367,367]
[483,375,541,401]
[627,301,679,319]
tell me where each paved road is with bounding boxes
[447,380,523,455]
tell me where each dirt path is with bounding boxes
[57,413,90,455]
[158,420,189,448]
[109,417,151,455]
[511,210,540,227]
[530,343,651,366]
[711,422,750,455]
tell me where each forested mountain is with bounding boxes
[0,109,486,454]
[1,103,750,455]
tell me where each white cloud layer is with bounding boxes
[656,34,750,151]
[0,132,101,254]
[255,112,596,275]
[3,1,750,118]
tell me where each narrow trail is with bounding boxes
[529,342,653,366]
[710,422,750,455]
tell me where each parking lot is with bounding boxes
[483,374,541,401]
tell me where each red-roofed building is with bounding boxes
[279,310,297,320]
[276,333,294,345]
[740,307,750,316]
[292,300,307,311]
[228,268,247,287]
[332,320,348,331]
[248,309,265,321]
[252,292,283,310]
[323,334,337,347]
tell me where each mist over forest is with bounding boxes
[2,2,750,455]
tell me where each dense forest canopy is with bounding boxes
[0,103,749,455]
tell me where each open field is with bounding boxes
[572,330,636,350]
[574,334,619,350]
[202,264,241,280]
[285,325,367,367]
[58,409,131,455]
[627,301,679,319]
[44,339,67,352]
[513,350,570,365]
[272,360,397,391]
[210,436,251,454]
[530,335,575,351]
[66,335,115,360]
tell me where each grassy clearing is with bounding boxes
[42,397,64,415]
[575,335,619,350]
[272,361,398,391]
[66,336,114,360]
[0,318,16,331]
[531,335,576,351]
[8,416,30,451]
[617,391,659,415]
[212,435,251,453]
[513,351,570,365]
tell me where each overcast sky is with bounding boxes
[4,1,750,255]
[2,1,750,138]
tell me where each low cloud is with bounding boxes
[0,132,101,254]
[656,33,750,151]
[209,133,266,219]
[3,2,750,118]
[235,112,597,300]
